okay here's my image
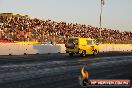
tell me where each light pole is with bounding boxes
[100,0,105,37]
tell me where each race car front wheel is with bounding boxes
[80,50,86,57]
[93,50,98,56]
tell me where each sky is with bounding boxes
[0,0,132,31]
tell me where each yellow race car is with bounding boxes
[65,37,99,56]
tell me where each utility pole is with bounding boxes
[100,0,105,37]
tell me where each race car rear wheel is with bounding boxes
[69,53,73,56]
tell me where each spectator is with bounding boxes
[0,15,131,44]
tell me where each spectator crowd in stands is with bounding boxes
[0,15,132,44]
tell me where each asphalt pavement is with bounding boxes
[0,52,132,88]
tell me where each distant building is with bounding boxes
[0,13,28,17]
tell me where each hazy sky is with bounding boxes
[0,0,132,31]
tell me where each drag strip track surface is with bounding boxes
[0,52,132,88]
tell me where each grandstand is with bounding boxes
[0,13,132,44]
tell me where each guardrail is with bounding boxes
[0,43,132,55]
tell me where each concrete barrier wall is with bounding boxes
[57,44,132,53]
[99,44,132,52]
[0,43,132,55]
[56,44,66,53]
[0,43,62,55]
